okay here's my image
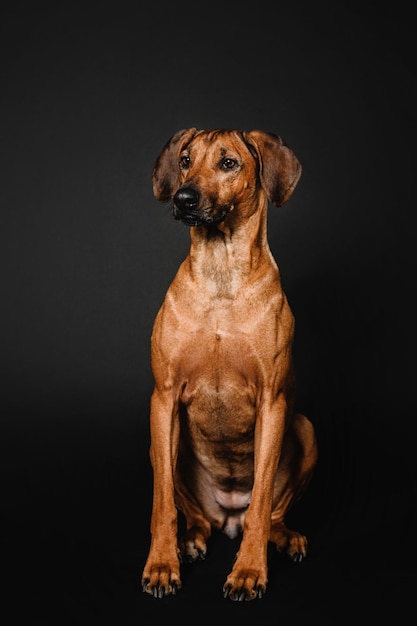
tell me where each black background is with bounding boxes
[1,2,416,623]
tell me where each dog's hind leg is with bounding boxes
[175,484,213,563]
[269,413,318,561]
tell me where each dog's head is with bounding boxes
[152,128,301,227]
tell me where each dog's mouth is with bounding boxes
[173,205,230,227]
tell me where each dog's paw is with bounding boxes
[270,524,308,561]
[178,525,208,563]
[142,576,181,598]
[141,561,182,598]
[223,568,267,601]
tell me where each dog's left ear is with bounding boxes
[243,131,302,207]
[152,128,198,202]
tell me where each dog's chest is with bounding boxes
[179,323,257,389]
[153,279,293,415]
[171,308,260,413]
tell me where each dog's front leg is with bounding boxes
[223,392,288,601]
[141,389,182,598]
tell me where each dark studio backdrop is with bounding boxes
[1,2,415,623]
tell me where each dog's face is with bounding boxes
[152,129,302,228]
[172,130,259,227]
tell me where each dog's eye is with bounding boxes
[221,158,238,170]
[179,155,191,169]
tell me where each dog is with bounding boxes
[141,128,318,601]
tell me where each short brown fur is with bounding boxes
[141,128,318,601]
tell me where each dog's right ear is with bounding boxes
[152,128,197,202]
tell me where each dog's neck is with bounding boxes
[186,202,279,299]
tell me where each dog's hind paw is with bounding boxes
[291,550,305,563]
[270,523,308,561]
[178,525,209,563]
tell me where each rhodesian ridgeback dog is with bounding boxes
[141,128,318,601]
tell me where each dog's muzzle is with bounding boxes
[173,186,229,227]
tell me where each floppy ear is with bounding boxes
[243,130,302,206]
[152,128,198,201]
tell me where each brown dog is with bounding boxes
[141,128,318,601]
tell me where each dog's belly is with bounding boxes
[179,425,255,538]
[181,377,257,453]
[213,488,252,539]
[179,375,257,494]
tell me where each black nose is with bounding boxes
[173,187,200,210]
